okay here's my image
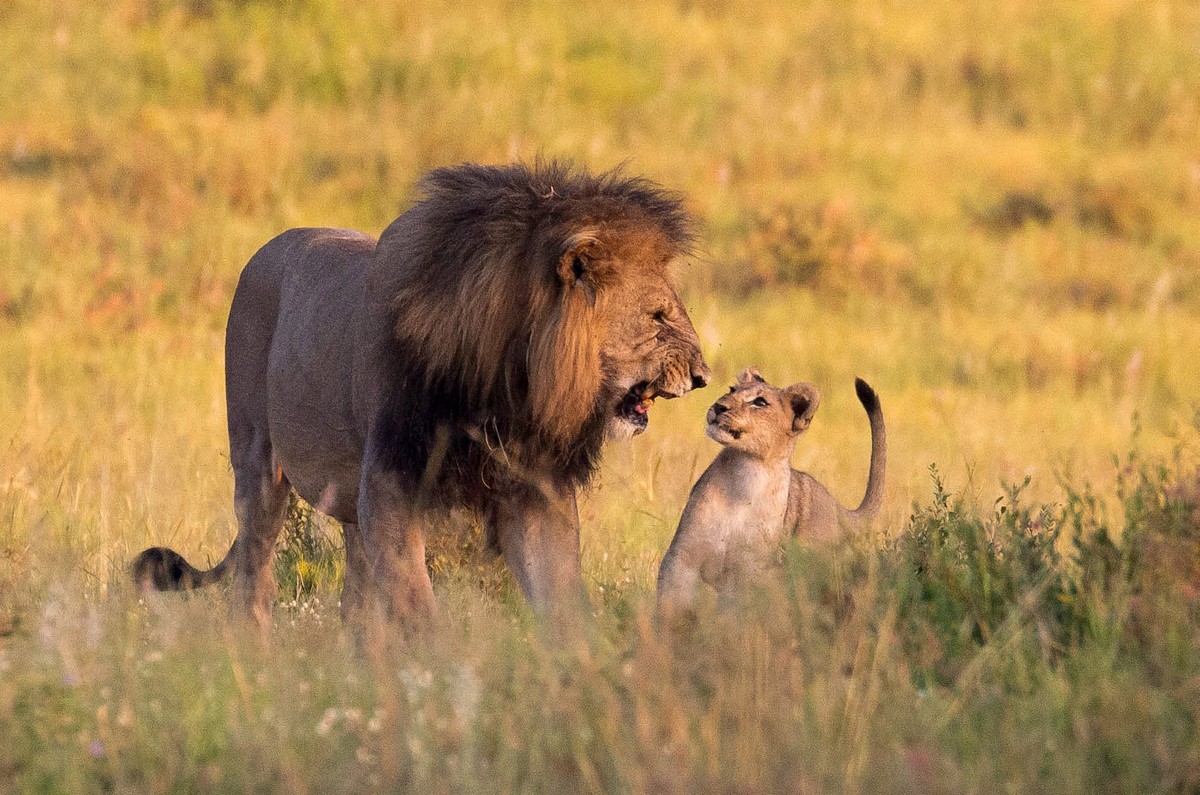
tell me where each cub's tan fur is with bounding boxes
[657,367,885,615]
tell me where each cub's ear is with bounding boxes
[785,382,820,434]
[736,366,765,385]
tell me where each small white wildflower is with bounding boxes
[399,666,428,705]
[316,707,339,737]
[449,663,481,727]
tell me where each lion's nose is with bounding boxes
[690,362,711,391]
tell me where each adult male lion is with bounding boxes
[132,162,711,629]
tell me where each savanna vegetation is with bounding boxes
[2,0,1198,791]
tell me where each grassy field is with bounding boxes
[2,0,1199,791]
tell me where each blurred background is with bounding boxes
[3,0,1197,581]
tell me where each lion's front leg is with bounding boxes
[339,522,371,624]
[486,480,587,618]
[356,464,435,634]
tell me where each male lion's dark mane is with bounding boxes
[369,161,695,509]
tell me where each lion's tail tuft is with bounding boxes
[130,545,233,592]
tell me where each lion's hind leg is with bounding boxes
[224,236,293,629]
[228,436,292,629]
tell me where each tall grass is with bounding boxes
[2,0,1199,791]
[3,425,1197,792]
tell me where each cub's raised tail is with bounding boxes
[849,377,886,521]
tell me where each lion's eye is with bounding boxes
[751,397,769,408]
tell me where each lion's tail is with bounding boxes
[130,541,236,592]
[849,377,886,520]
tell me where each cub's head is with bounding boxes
[706,367,820,458]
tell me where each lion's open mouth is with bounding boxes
[617,382,660,432]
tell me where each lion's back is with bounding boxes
[227,228,376,400]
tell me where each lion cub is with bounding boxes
[657,367,886,615]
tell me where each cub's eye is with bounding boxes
[751,397,769,408]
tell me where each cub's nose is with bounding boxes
[710,402,728,416]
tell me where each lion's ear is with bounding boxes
[785,383,820,434]
[557,230,602,304]
[736,366,764,385]
[557,250,598,304]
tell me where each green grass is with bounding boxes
[3,434,1198,792]
[2,0,1200,791]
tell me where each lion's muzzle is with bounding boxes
[652,352,711,400]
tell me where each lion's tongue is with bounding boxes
[619,385,655,423]
[634,388,657,415]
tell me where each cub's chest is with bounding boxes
[694,458,791,546]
